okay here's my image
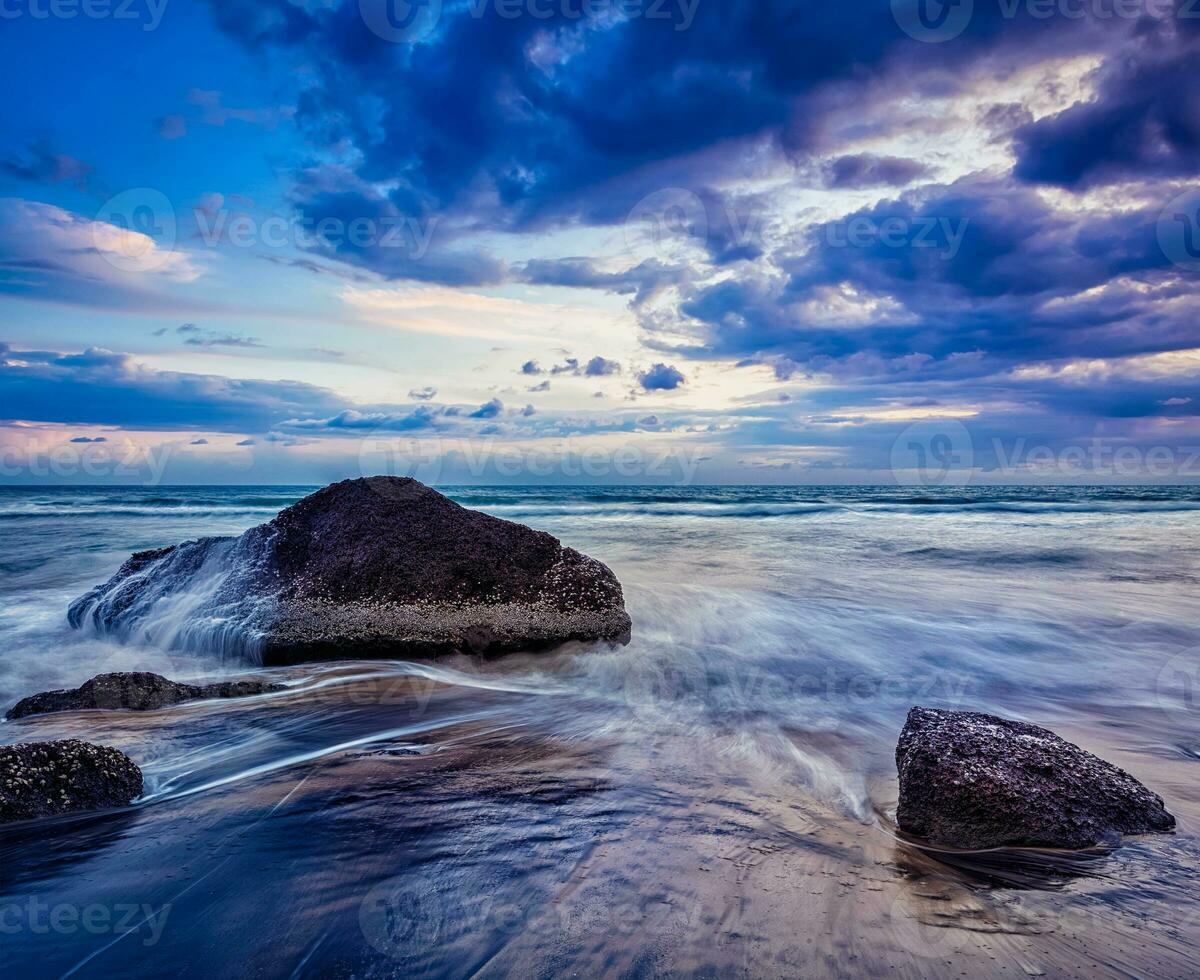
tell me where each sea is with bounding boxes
[0,484,1198,978]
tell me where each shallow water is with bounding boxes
[1,485,1198,978]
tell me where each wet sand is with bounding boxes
[2,664,1196,979]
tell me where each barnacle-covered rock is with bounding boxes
[896,706,1175,850]
[7,672,284,720]
[69,478,631,664]
[0,740,143,824]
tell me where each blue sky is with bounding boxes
[1,0,1198,484]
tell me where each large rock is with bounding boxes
[69,477,632,665]
[896,707,1175,849]
[6,672,284,721]
[0,740,143,824]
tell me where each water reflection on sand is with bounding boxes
[2,662,1197,978]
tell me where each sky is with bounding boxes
[1,0,1198,485]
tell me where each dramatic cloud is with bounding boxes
[4,2,1200,481]
[1014,21,1200,188]
[666,175,1187,377]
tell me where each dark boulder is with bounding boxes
[0,740,143,824]
[69,477,632,665]
[6,672,284,720]
[896,706,1176,849]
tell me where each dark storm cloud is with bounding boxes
[1014,19,1200,188]
[198,0,1087,272]
[138,0,1200,472]
[669,176,1188,379]
[186,0,1168,281]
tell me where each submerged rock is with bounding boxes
[6,671,284,720]
[69,477,632,664]
[896,706,1176,850]
[0,739,143,824]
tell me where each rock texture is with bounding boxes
[0,740,143,824]
[69,477,632,665]
[896,706,1176,849]
[6,671,284,720]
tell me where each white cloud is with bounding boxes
[0,198,202,310]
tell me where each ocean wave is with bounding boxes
[68,532,276,660]
[902,547,1091,567]
[863,500,1200,515]
[483,502,845,520]
[0,505,284,519]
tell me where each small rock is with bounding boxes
[896,706,1175,849]
[0,739,142,824]
[6,672,284,720]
